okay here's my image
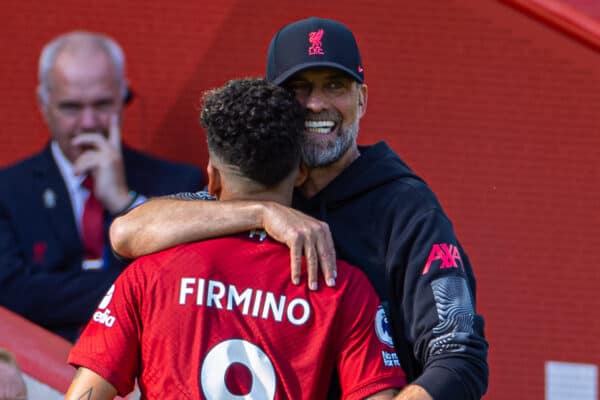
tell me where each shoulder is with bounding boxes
[330,260,383,339]
[0,148,51,205]
[0,147,49,180]
[335,259,379,296]
[363,169,444,227]
[128,239,220,273]
[357,142,442,210]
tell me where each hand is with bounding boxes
[72,114,131,214]
[262,202,337,290]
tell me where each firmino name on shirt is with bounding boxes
[179,277,311,326]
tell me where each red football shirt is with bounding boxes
[69,233,405,399]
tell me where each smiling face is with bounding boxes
[39,46,123,163]
[283,67,367,168]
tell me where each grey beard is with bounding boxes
[301,120,359,168]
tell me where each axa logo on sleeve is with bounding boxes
[422,243,464,275]
[375,305,401,367]
[93,284,116,328]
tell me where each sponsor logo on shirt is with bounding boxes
[93,308,116,327]
[422,243,464,275]
[98,284,115,309]
[93,284,116,328]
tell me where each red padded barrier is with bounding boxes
[0,306,73,392]
[0,307,139,398]
[502,0,600,49]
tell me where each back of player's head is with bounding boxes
[201,78,304,187]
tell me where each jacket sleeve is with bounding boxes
[386,207,489,399]
[0,200,120,334]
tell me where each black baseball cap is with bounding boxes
[266,17,364,85]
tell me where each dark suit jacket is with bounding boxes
[0,144,203,342]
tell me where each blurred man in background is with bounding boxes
[0,31,203,342]
[0,349,27,400]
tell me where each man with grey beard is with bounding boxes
[110,17,488,400]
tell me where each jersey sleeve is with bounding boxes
[336,265,406,399]
[387,207,489,399]
[67,264,144,396]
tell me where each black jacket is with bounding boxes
[0,144,203,342]
[293,142,489,399]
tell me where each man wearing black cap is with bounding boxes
[66,78,404,400]
[111,17,489,400]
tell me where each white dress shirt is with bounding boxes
[50,141,89,235]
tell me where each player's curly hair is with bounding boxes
[201,78,305,187]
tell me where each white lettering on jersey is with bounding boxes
[179,278,196,305]
[287,298,311,326]
[262,293,285,322]
[179,278,311,326]
[381,351,401,367]
[93,285,117,328]
[207,280,225,308]
[98,285,115,309]
[93,308,116,328]
[227,285,253,314]
[252,290,263,317]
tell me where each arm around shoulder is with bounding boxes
[109,196,337,288]
[109,196,266,258]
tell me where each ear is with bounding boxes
[294,162,308,188]
[357,83,368,118]
[206,161,222,198]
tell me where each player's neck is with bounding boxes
[212,163,296,206]
[219,187,293,206]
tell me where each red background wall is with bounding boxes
[1,1,599,398]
